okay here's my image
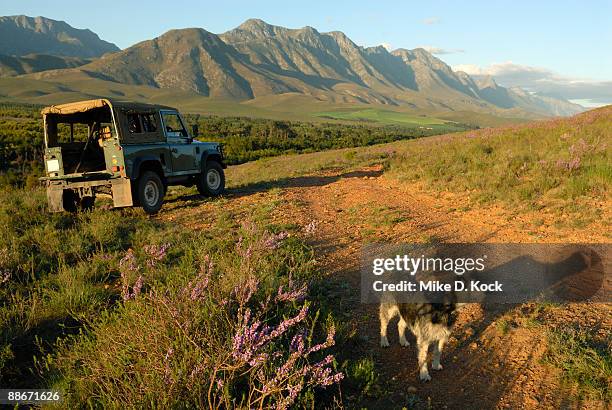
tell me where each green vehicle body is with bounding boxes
[40,99,226,213]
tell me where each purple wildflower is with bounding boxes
[143,243,170,267]
[184,255,213,301]
[306,325,336,354]
[233,275,259,306]
[556,157,581,172]
[276,279,307,303]
[287,381,303,400]
[268,305,309,340]
[568,138,589,156]
[119,249,138,272]
[264,231,289,250]
[236,236,243,249]
[231,305,309,364]
[241,221,257,234]
[304,220,317,235]
[132,275,143,297]
[122,274,143,301]
[289,332,305,353]
[310,355,344,386]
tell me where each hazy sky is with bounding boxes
[3,0,611,105]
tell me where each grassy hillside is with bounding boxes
[228,106,611,225]
[387,106,611,222]
[0,106,609,408]
[0,188,346,407]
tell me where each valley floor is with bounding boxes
[160,164,610,409]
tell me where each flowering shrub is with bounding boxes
[48,220,341,408]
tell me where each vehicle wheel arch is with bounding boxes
[134,159,166,186]
[200,152,224,172]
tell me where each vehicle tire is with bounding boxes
[80,195,96,211]
[62,190,79,213]
[137,171,165,214]
[197,160,225,197]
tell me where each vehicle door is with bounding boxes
[160,110,198,174]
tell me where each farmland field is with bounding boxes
[314,108,452,127]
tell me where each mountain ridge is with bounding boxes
[3,16,583,117]
[0,15,119,58]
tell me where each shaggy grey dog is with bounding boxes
[379,302,458,381]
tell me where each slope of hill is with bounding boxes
[0,53,90,76]
[0,15,119,57]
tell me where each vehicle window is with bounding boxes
[127,114,142,134]
[161,112,187,139]
[142,114,157,132]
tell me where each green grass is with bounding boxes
[387,106,611,220]
[544,325,611,402]
[314,108,453,127]
[0,186,357,407]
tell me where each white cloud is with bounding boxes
[453,64,484,75]
[568,99,606,108]
[381,42,392,51]
[452,61,612,106]
[422,17,440,25]
[418,45,465,55]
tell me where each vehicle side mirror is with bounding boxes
[192,124,199,138]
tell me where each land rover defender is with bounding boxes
[40,99,225,214]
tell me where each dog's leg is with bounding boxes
[397,317,409,347]
[379,304,391,347]
[416,335,431,381]
[432,335,448,371]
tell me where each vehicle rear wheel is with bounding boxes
[62,190,78,212]
[80,195,96,211]
[197,160,225,197]
[62,190,95,212]
[137,171,165,214]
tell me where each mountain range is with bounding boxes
[0,16,583,118]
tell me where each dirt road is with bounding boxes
[161,166,610,409]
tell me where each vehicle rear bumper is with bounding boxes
[45,177,133,212]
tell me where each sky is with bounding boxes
[3,0,611,106]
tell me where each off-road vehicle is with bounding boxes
[40,99,226,214]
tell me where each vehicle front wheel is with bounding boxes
[197,160,225,197]
[137,171,165,214]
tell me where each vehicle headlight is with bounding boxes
[47,159,60,172]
